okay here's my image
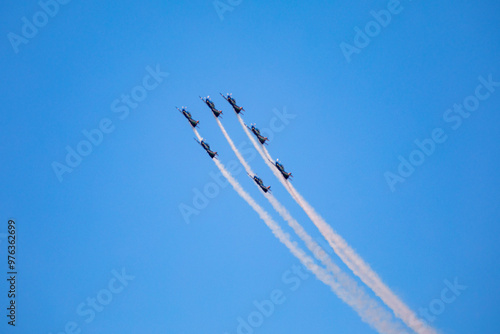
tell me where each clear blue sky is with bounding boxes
[1,1,499,333]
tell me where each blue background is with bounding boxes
[0,0,499,333]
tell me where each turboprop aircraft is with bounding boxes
[271,159,292,180]
[177,107,199,128]
[246,124,269,145]
[195,138,218,159]
[248,174,271,193]
[220,93,244,114]
[200,96,223,118]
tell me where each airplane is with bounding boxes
[220,93,244,114]
[248,173,271,193]
[177,107,199,128]
[270,159,292,180]
[195,138,218,159]
[200,96,223,118]
[246,123,269,145]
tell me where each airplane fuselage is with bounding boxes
[181,110,199,128]
[251,128,268,144]
[253,176,270,192]
[275,162,292,179]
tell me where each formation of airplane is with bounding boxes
[220,93,244,114]
[179,93,294,194]
[195,138,218,159]
[200,96,223,118]
[177,107,199,128]
[271,159,292,180]
[246,124,269,145]
[248,174,271,193]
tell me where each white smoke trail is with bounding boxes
[236,116,297,197]
[236,115,436,334]
[215,118,254,175]
[285,182,437,334]
[218,117,346,283]
[193,129,203,142]
[212,156,409,334]
[210,123,409,334]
